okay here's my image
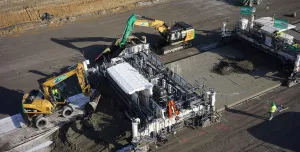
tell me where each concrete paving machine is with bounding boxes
[89,38,220,150]
[22,61,100,128]
[221,9,300,87]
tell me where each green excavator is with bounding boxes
[94,14,195,62]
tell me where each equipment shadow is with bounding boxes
[28,64,78,85]
[133,30,222,64]
[51,37,115,65]
[215,0,243,7]
[225,105,268,120]
[0,86,27,128]
[248,112,300,152]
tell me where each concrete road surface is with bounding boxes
[152,85,300,152]
[166,43,284,110]
[0,0,299,119]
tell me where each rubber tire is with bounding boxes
[62,106,73,118]
[35,117,48,129]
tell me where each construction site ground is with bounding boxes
[0,0,300,151]
[166,42,285,110]
[152,84,300,152]
[1,0,300,119]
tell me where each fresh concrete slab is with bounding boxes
[166,44,283,110]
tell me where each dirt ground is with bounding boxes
[0,0,166,36]
[50,76,132,152]
[212,57,254,75]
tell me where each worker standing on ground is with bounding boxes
[268,102,277,121]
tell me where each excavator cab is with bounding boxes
[168,22,195,45]
[50,85,68,104]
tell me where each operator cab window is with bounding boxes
[52,74,82,102]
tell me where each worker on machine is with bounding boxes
[52,88,62,101]
[268,102,277,121]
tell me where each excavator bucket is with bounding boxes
[85,91,101,114]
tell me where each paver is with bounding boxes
[0,0,300,152]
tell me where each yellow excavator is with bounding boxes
[94,14,195,61]
[22,61,100,128]
[134,14,195,55]
[133,15,195,55]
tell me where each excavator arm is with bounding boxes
[119,14,169,48]
[134,15,169,35]
[41,63,91,102]
[94,13,194,61]
[119,14,137,48]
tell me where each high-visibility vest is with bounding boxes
[52,89,58,94]
[269,105,277,113]
[168,100,179,118]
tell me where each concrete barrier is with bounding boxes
[0,114,25,135]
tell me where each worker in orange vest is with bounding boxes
[168,100,179,118]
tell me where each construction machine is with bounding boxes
[22,61,100,128]
[95,14,195,61]
[221,10,300,87]
[241,0,262,7]
[132,14,195,55]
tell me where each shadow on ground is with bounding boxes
[50,28,223,65]
[28,62,87,82]
[51,37,114,65]
[216,0,241,7]
[225,105,267,120]
[248,112,300,152]
[0,86,24,117]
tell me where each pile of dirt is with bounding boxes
[51,97,132,152]
[0,0,167,36]
[212,58,254,75]
[0,143,10,152]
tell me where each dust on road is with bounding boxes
[0,0,167,36]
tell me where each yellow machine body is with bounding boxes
[22,63,92,117]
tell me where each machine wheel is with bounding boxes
[35,116,49,128]
[62,105,74,118]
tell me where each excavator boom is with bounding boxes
[119,14,137,48]
[95,13,195,61]
[41,63,90,101]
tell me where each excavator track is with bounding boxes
[152,40,193,55]
[163,42,193,55]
